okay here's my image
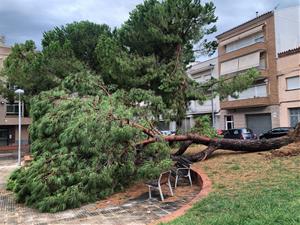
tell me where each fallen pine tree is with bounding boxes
[138,124,300,162]
[6,72,300,213]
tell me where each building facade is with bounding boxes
[217,12,279,136]
[184,57,220,130]
[277,47,300,128]
[0,36,30,146]
[216,5,300,136]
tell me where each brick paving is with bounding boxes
[0,158,200,225]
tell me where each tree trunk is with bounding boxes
[174,140,193,156]
[138,123,300,162]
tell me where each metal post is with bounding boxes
[15,89,24,166]
[18,93,21,166]
[210,65,215,128]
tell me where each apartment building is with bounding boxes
[216,5,300,136]
[277,47,300,128]
[0,36,30,146]
[184,57,220,130]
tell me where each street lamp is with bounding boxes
[209,64,215,128]
[15,89,24,166]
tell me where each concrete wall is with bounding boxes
[275,5,300,55]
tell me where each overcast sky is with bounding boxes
[0,0,299,54]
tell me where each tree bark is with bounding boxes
[174,140,193,156]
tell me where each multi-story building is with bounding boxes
[158,58,220,133]
[184,57,220,130]
[216,5,300,135]
[0,36,30,146]
[277,47,300,128]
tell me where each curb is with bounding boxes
[151,165,212,224]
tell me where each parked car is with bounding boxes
[223,128,256,140]
[160,130,176,136]
[259,127,294,139]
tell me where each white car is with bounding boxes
[160,130,175,135]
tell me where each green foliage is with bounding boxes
[0,0,259,123]
[7,72,171,212]
[0,40,85,103]
[190,115,219,138]
[96,0,219,122]
[137,142,173,180]
[42,21,111,70]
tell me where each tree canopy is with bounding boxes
[7,72,172,212]
[4,0,263,212]
[0,0,258,122]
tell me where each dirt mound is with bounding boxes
[266,142,300,159]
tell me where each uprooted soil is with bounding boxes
[266,142,300,159]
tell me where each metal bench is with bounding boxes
[172,156,192,188]
[145,171,174,201]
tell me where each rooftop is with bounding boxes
[216,11,273,39]
[278,46,300,58]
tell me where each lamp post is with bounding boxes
[15,89,24,166]
[209,64,215,128]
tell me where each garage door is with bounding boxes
[246,114,272,136]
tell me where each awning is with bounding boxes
[220,51,260,75]
[219,24,264,46]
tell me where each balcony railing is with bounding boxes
[228,84,267,101]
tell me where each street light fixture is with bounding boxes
[14,89,24,166]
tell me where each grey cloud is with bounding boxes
[0,0,299,51]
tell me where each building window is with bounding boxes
[259,52,266,69]
[286,76,300,90]
[6,103,24,115]
[290,108,300,128]
[225,115,234,130]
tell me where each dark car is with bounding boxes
[223,128,256,140]
[259,127,294,139]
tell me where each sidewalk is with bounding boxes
[0,158,201,225]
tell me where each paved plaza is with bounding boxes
[0,157,200,225]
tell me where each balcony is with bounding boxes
[221,83,270,109]
[187,99,219,114]
[0,102,31,126]
[228,84,267,101]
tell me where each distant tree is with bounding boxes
[0,40,85,102]
[42,21,111,71]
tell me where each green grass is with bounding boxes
[165,149,300,225]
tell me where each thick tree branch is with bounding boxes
[173,140,193,156]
